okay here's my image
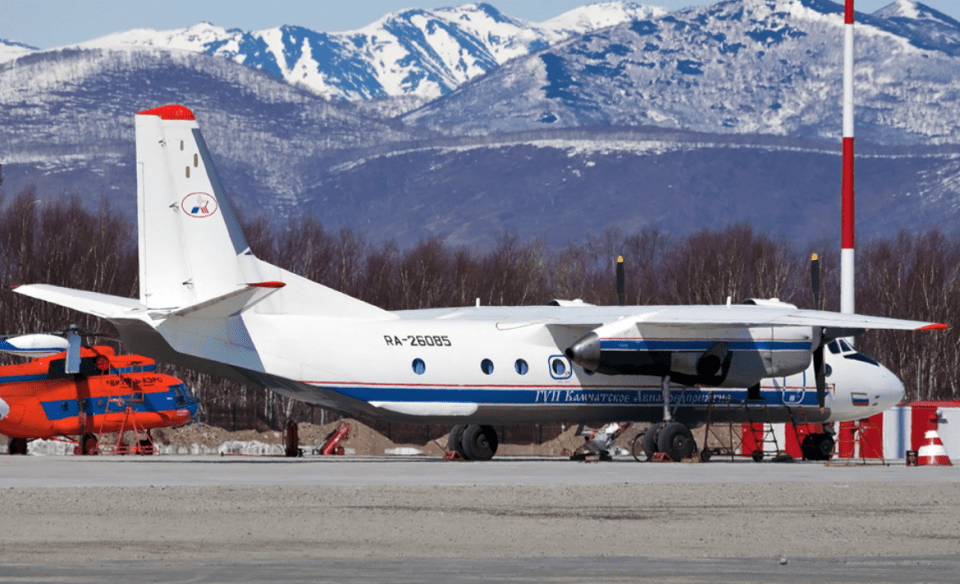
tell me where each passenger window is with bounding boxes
[481,359,494,375]
[548,355,572,380]
[514,359,529,375]
[412,359,425,375]
[552,359,566,376]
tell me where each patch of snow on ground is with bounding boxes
[27,439,74,456]
[384,447,423,456]
[218,440,285,456]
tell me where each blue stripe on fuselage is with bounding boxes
[311,384,818,408]
[40,386,197,421]
[599,340,811,351]
[0,373,50,384]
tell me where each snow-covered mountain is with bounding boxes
[403,0,960,144]
[872,0,960,54]
[0,48,417,218]
[59,2,664,101]
[2,0,960,249]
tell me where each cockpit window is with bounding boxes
[838,339,853,353]
[172,384,198,407]
[844,352,880,367]
[827,341,841,354]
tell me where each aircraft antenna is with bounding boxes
[810,253,821,311]
[616,256,625,306]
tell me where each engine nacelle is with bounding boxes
[565,325,813,387]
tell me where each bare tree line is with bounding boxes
[1,185,957,431]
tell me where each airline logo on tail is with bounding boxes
[183,193,218,218]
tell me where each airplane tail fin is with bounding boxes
[135,105,387,319]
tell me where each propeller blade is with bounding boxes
[616,255,625,306]
[813,336,826,410]
[65,325,82,374]
[810,253,821,311]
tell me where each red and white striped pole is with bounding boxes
[841,0,855,316]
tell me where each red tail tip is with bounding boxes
[248,281,286,288]
[137,104,196,121]
[919,323,949,330]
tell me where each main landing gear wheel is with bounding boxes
[801,434,835,461]
[8,437,28,455]
[447,424,467,458]
[459,424,499,461]
[641,426,660,460]
[80,433,98,456]
[656,422,696,461]
[631,432,650,462]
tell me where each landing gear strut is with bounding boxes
[637,376,697,461]
[447,424,499,461]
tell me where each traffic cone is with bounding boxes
[916,429,952,466]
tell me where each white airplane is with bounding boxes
[13,105,947,461]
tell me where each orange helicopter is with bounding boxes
[0,329,198,455]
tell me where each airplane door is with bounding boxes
[778,371,806,405]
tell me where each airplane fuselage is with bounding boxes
[141,306,903,428]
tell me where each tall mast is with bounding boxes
[841,0,855,315]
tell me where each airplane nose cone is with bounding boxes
[0,397,9,421]
[877,365,906,411]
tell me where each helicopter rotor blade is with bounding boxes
[65,325,82,374]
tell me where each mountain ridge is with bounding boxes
[47,2,665,102]
[402,0,960,145]
[2,0,959,251]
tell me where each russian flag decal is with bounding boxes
[851,392,870,407]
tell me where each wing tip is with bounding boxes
[919,323,949,330]
[137,104,196,121]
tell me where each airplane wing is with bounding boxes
[544,304,945,331]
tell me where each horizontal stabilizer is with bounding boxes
[171,282,285,319]
[12,284,147,318]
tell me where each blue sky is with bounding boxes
[2,0,958,49]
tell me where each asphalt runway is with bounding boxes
[1,455,958,583]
